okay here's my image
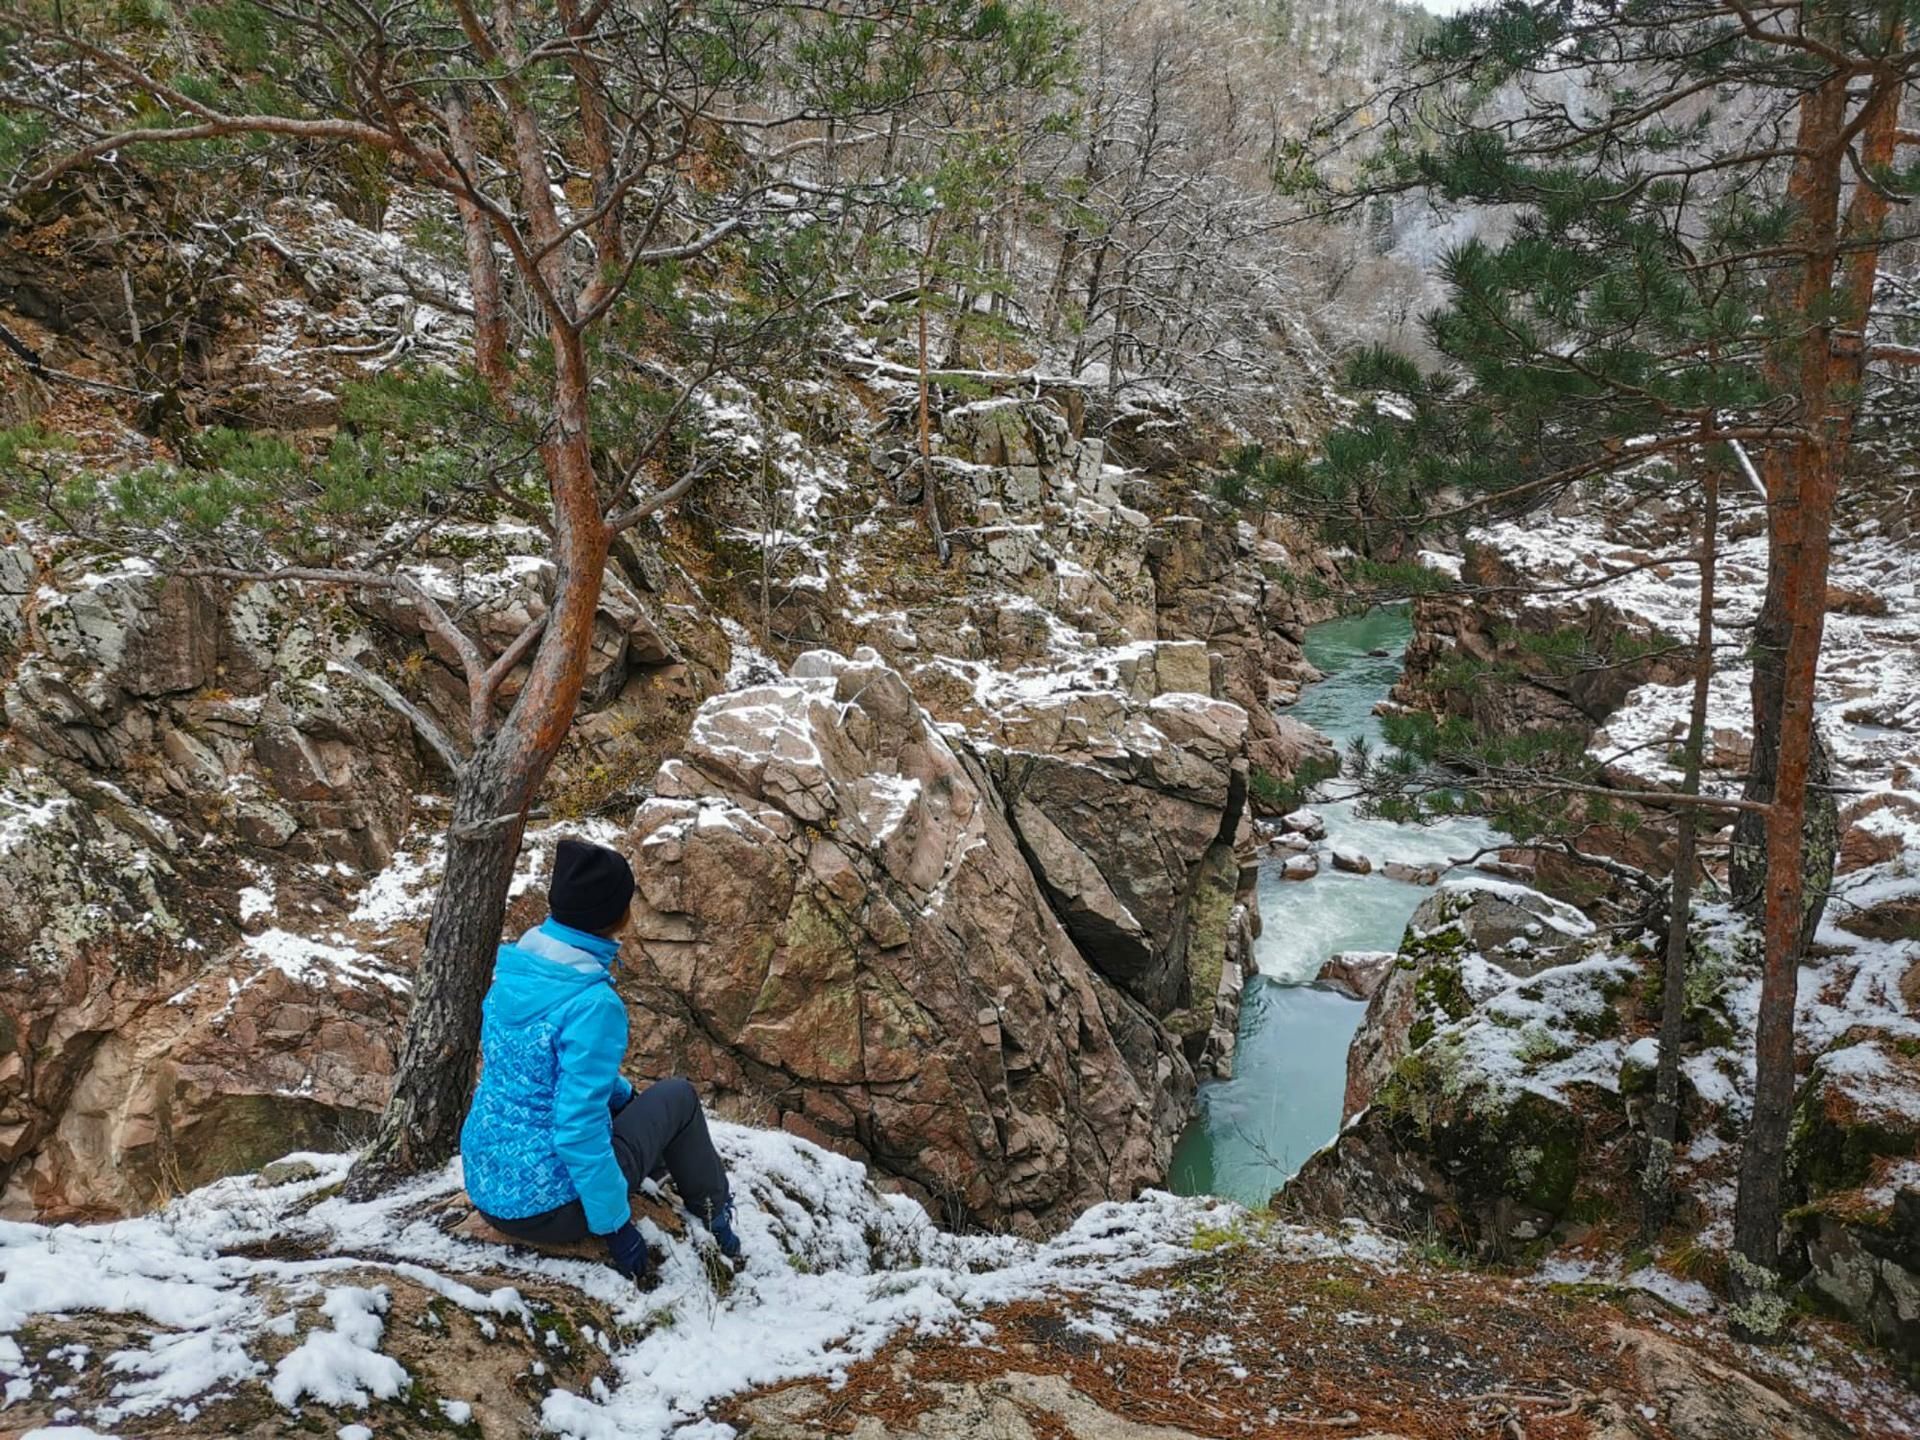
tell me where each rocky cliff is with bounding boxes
[0,186,1333,1223]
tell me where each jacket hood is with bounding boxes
[485,919,621,1026]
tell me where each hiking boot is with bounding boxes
[707,1198,743,1260]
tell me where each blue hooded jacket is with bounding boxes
[459,918,636,1233]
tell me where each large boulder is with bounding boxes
[1788,1038,1920,1367]
[1342,882,1598,1121]
[617,648,1194,1233]
[1285,881,1632,1257]
[35,561,220,701]
[0,554,423,1216]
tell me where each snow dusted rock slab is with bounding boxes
[621,648,1193,1232]
[1286,880,1631,1256]
[0,1128,1250,1439]
[899,644,1264,1076]
[1340,880,1600,1125]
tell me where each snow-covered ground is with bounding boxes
[0,1127,1389,1439]
[1460,480,1920,1248]
[1478,485,1918,806]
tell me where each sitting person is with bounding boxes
[460,837,741,1283]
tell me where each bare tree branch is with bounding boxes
[327,655,466,773]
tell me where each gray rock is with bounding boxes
[1280,807,1324,838]
[1404,883,1593,979]
[256,1158,324,1187]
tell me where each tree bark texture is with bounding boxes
[1731,62,1853,1317]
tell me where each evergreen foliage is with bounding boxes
[1293,0,1918,1320]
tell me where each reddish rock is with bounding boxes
[1314,950,1394,1001]
[618,649,1196,1234]
[1826,583,1890,617]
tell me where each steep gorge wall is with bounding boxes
[0,194,1338,1221]
[1294,487,1920,1360]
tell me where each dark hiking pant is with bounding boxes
[480,1076,730,1244]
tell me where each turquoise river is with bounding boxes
[1169,606,1498,1206]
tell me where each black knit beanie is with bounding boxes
[548,838,636,934]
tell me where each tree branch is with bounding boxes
[475,612,547,731]
[327,655,466,774]
[607,453,714,532]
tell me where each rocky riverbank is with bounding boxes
[1279,481,1920,1374]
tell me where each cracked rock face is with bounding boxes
[964,686,1258,1073]
[0,526,727,1219]
[617,648,1207,1232]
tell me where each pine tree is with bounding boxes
[1290,0,1918,1333]
[0,0,1063,1194]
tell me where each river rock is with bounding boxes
[1281,807,1325,838]
[617,648,1194,1233]
[1330,848,1372,875]
[1315,950,1395,1002]
[1282,853,1319,881]
[1420,883,1594,975]
[1381,860,1441,886]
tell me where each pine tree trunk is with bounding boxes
[1730,63,1851,1330]
[1731,575,1838,958]
[1731,479,1835,1322]
[347,755,531,1190]
[1735,31,1906,952]
[349,323,612,1196]
[1729,572,1785,909]
[1642,456,1718,1242]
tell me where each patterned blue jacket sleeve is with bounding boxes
[551,989,631,1234]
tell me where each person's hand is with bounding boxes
[604,1221,651,1286]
